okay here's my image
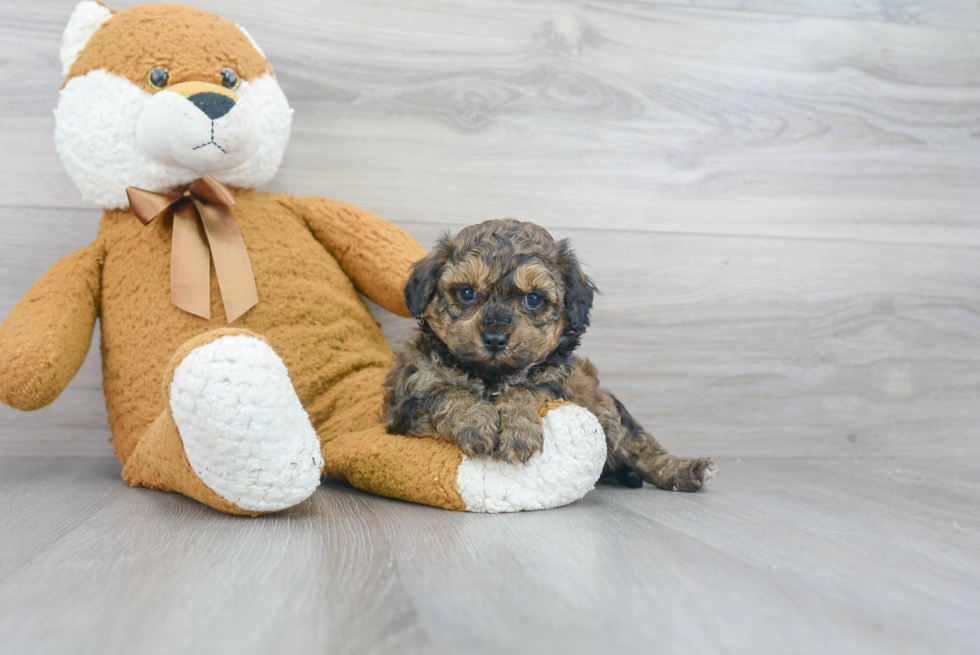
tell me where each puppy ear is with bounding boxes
[557,239,597,334]
[404,234,454,319]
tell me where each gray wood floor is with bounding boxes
[1,0,979,653]
[0,455,977,654]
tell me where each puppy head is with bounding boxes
[55,2,293,209]
[406,219,596,374]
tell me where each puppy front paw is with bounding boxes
[447,401,501,458]
[495,413,545,464]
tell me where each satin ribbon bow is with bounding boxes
[126,176,259,323]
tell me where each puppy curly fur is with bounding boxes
[383,218,715,491]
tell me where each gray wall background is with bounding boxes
[2,0,978,458]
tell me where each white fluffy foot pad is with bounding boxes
[169,335,324,513]
[456,404,607,513]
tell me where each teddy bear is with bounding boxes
[0,1,606,515]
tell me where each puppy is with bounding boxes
[383,219,715,491]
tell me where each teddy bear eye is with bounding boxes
[524,292,544,309]
[220,67,241,90]
[148,66,169,90]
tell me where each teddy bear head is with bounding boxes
[55,1,293,209]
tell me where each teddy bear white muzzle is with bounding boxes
[136,81,261,173]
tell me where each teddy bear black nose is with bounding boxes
[482,332,509,353]
[188,92,236,120]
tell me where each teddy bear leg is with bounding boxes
[313,367,467,510]
[122,329,323,515]
[317,369,607,512]
[321,426,471,510]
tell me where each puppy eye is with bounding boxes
[524,292,544,309]
[220,67,241,90]
[455,287,478,304]
[148,66,169,90]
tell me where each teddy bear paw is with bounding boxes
[455,403,607,513]
[169,335,323,513]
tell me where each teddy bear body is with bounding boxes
[3,183,434,515]
[96,193,397,463]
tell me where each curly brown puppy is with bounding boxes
[383,218,715,491]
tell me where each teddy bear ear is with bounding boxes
[60,1,114,77]
[236,24,267,58]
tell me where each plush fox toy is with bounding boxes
[0,2,606,515]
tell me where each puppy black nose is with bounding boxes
[188,92,236,120]
[482,332,509,353]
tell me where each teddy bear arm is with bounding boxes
[290,196,427,318]
[0,241,103,411]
